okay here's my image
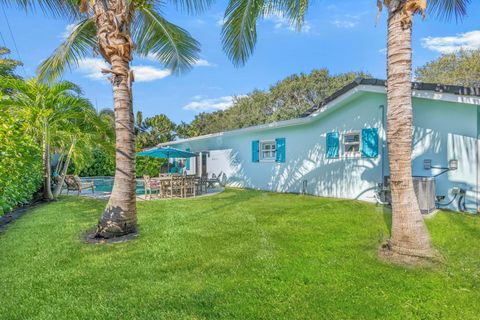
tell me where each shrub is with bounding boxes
[77,148,165,178]
[77,148,115,177]
[136,156,165,177]
[0,115,42,215]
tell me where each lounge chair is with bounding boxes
[64,175,95,195]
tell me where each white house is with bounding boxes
[160,79,480,213]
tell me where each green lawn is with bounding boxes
[0,189,479,319]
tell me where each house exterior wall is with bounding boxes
[170,92,479,213]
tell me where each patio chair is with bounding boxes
[64,175,95,195]
[196,175,208,195]
[183,176,197,198]
[207,172,222,189]
[144,176,161,199]
[160,175,183,198]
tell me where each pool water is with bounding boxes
[82,177,145,195]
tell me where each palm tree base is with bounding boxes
[95,214,137,239]
[379,241,439,266]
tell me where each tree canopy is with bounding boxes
[0,47,23,78]
[187,69,370,136]
[415,50,480,87]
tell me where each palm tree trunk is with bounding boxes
[55,152,64,175]
[53,140,75,198]
[384,3,433,260]
[42,123,54,200]
[94,0,137,238]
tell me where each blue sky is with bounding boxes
[1,0,479,123]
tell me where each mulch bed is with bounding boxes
[83,229,138,244]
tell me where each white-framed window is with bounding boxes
[342,132,361,157]
[260,140,276,161]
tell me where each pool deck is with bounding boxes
[62,187,225,200]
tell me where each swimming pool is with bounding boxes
[81,177,145,194]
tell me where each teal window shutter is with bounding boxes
[326,132,339,158]
[275,138,286,163]
[252,140,259,162]
[186,148,191,170]
[362,128,379,158]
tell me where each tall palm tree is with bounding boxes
[1,77,98,200]
[9,0,210,237]
[220,0,469,263]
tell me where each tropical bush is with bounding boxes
[77,148,115,177]
[136,156,165,178]
[77,149,164,178]
[0,112,42,215]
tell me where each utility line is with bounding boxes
[0,29,6,47]
[1,5,27,77]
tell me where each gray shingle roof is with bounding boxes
[301,78,480,117]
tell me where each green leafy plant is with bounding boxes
[0,110,42,215]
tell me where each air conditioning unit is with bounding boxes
[413,177,436,214]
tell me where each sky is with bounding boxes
[1,0,479,123]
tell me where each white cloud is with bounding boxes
[332,19,357,29]
[76,58,171,82]
[77,58,109,80]
[183,96,242,112]
[331,12,366,29]
[421,30,480,54]
[145,53,215,67]
[194,59,216,67]
[61,23,77,39]
[132,65,171,82]
[265,13,311,33]
[379,48,387,55]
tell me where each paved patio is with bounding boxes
[63,187,225,200]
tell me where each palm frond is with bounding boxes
[134,7,200,74]
[265,0,309,30]
[167,0,215,14]
[0,0,81,20]
[37,18,97,82]
[221,0,265,67]
[49,80,83,96]
[427,0,470,21]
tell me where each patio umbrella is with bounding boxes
[137,147,197,172]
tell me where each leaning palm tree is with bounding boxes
[220,0,469,263]
[0,77,98,201]
[9,0,210,237]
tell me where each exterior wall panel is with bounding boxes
[170,92,478,213]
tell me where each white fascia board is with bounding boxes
[159,87,365,147]
[357,84,480,105]
[160,84,480,147]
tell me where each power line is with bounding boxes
[0,29,6,47]
[1,5,27,77]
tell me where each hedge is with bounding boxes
[0,115,42,215]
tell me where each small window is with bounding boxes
[343,132,361,157]
[260,141,276,161]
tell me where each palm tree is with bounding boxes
[220,0,469,263]
[1,77,98,200]
[10,0,210,237]
[52,108,114,198]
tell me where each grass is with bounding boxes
[0,189,479,319]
